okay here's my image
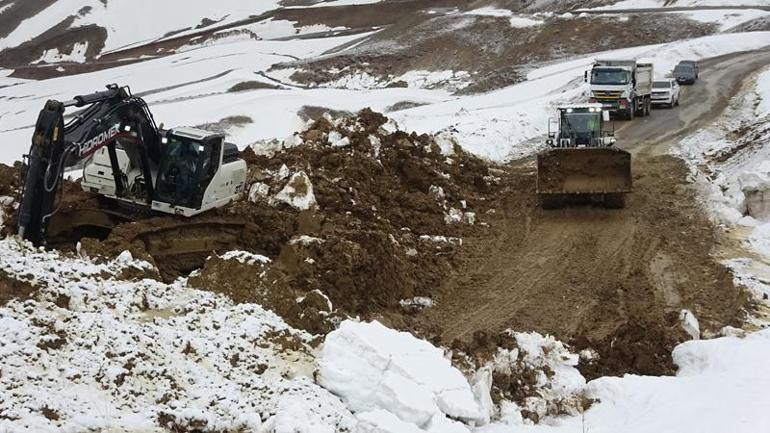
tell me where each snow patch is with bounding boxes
[317,320,486,430]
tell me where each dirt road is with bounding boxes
[418,49,770,376]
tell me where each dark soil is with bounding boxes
[0,269,37,305]
[273,13,716,93]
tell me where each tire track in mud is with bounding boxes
[417,50,769,376]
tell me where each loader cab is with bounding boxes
[154,127,223,210]
[547,105,614,148]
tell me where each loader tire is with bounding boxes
[540,194,564,210]
[604,193,625,209]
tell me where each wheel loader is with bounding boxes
[536,104,632,209]
[17,84,247,246]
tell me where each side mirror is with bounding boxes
[584,71,588,83]
[602,111,610,122]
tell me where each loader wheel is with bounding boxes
[540,194,564,210]
[604,193,625,209]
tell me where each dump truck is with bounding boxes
[587,59,653,120]
[537,104,632,209]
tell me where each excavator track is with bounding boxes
[112,219,256,281]
[46,198,259,281]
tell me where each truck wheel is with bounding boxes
[604,193,625,209]
[540,194,564,210]
[645,99,651,116]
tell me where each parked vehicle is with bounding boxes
[587,59,654,120]
[677,60,699,79]
[651,79,680,108]
[673,63,697,85]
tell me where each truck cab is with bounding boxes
[587,59,653,120]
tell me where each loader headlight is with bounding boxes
[566,108,574,113]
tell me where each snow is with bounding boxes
[34,42,89,64]
[318,321,486,430]
[593,0,770,10]
[677,9,770,31]
[464,8,544,28]
[0,1,284,53]
[478,329,770,433]
[0,238,356,432]
[0,31,449,164]
[226,18,347,41]
[679,309,701,339]
[271,171,317,210]
[313,0,383,7]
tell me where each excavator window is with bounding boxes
[155,136,203,207]
[154,134,220,209]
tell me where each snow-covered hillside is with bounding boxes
[2,1,770,433]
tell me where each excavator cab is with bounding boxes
[151,127,246,216]
[537,104,632,209]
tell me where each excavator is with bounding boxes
[536,104,631,209]
[17,84,247,246]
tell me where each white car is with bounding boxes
[651,79,680,108]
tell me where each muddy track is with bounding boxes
[417,49,770,376]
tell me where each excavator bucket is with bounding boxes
[536,147,631,207]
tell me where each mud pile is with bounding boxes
[189,108,496,332]
[34,109,496,335]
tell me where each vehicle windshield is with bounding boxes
[674,66,693,73]
[653,81,671,89]
[591,68,630,85]
[155,135,206,206]
[561,112,601,136]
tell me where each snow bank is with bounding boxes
[0,238,355,432]
[318,320,486,431]
[479,329,770,433]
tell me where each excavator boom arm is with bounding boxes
[17,84,159,245]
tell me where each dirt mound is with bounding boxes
[38,109,495,335]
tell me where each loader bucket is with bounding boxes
[536,147,632,195]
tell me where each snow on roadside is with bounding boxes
[393,32,770,161]
[673,65,770,294]
[479,329,770,433]
[0,238,356,432]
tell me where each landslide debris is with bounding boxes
[31,108,496,336]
